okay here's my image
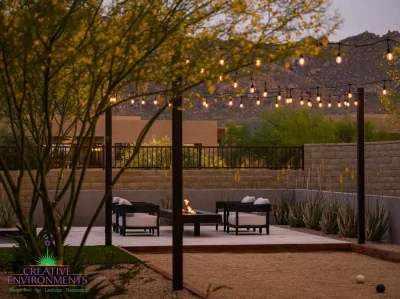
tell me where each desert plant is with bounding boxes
[303,198,323,230]
[320,202,339,234]
[273,195,289,225]
[286,201,305,227]
[366,201,390,242]
[0,196,17,228]
[337,202,358,238]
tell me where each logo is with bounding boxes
[8,240,88,294]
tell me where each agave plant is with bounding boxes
[303,199,323,230]
[286,201,305,227]
[337,202,358,238]
[273,197,289,225]
[320,202,339,234]
[366,201,390,242]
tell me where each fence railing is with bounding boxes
[0,145,304,170]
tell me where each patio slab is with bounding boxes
[0,226,349,250]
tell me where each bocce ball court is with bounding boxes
[138,251,400,298]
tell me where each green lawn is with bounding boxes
[0,246,139,267]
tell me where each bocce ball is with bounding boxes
[356,275,365,284]
[376,284,385,293]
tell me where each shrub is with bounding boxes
[286,201,305,227]
[320,202,339,234]
[366,201,390,242]
[273,196,289,225]
[303,198,323,230]
[337,202,358,238]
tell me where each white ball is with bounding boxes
[356,275,365,284]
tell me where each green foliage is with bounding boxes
[320,202,339,234]
[366,201,390,242]
[273,194,289,225]
[221,124,253,146]
[302,197,323,230]
[286,201,305,227]
[337,202,358,238]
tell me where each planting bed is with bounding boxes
[139,252,400,299]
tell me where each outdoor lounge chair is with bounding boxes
[215,196,256,232]
[112,197,152,233]
[226,198,271,235]
[115,202,160,236]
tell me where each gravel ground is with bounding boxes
[0,264,199,299]
[276,225,400,253]
[139,252,400,299]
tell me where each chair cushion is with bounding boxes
[125,215,157,227]
[119,198,132,205]
[112,197,121,203]
[228,213,266,226]
[112,214,116,224]
[241,196,256,203]
[254,198,270,205]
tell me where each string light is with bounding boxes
[348,85,352,99]
[240,98,244,108]
[382,80,387,95]
[288,89,293,104]
[354,98,358,106]
[307,98,312,107]
[316,87,321,102]
[168,100,172,107]
[185,58,190,64]
[277,86,282,101]
[229,97,233,106]
[338,99,341,108]
[202,98,206,106]
[250,77,255,93]
[141,98,145,105]
[110,94,117,103]
[300,92,304,105]
[256,97,260,105]
[256,57,261,66]
[200,68,204,74]
[336,43,342,64]
[275,98,279,108]
[328,100,332,108]
[299,53,305,66]
[263,82,268,97]
[219,74,223,81]
[318,101,323,108]
[130,99,135,104]
[153,96,158,105]
[233,71,238,88]
[387,38,393,61]
[285,88,289,104]
[219,58,224,66]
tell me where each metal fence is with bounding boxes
[0,145,304,170]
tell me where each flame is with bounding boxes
[183,199,196,214]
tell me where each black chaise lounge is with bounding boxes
[115,204,160,236]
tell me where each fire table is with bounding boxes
[159,209,222,236]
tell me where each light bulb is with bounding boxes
[348,91,352,99]
[233,80,238,89]
[110,95,117,103]
[205,103,209,108]
[338,100,341,108]
[263,90,268,97]
[202,99,206,106]
[316,95,321,102]
[354,99,358,106]
[285,97,289,104]
[387,50,393,61]
[240,102,243,108]
[256,99,260,105]
[383,87,387,95]
[168,102,172,107]
[328,101,332,108]
[300,98,304,105]
[277,94,282,101]
[154,99,158,105]
[141,99,145,105]
[307,99,312,107]
[275,102,279,108]
[229,98,233,106]
[219,58,224,66]
[299,54,305,66]
[256,58,261,66]
[336,53,342,64]
[186,59,190,64]
[318,102,322,108]
[200,68,204,74]
[130,99,134,104]
[250,83,255,93]
[219,74,223,81]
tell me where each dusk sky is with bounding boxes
[331,0,400,41]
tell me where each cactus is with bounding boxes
[286,201,305,227]
[303,199,323,230]
[337,202,358,238]
[366,201,390,242]
[320,202,339,234]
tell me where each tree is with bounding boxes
[0,0,340,294]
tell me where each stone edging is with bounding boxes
[118,246,207,299]
[351,244,400,263]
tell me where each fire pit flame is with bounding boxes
[183,199,196,214]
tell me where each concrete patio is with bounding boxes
[0,226,349,249]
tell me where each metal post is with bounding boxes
[105,106,112,246]
[357,87,365,244]
[172,91,183,290]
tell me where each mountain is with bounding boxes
[113,31,400,126]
